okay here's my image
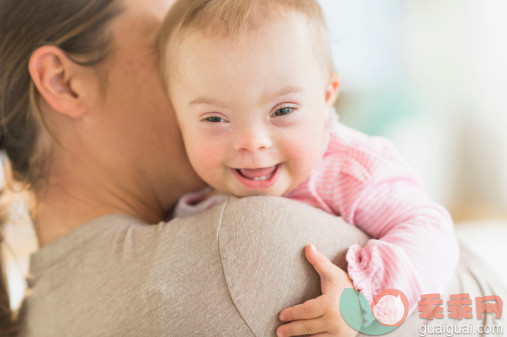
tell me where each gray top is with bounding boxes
[16,196,506,336]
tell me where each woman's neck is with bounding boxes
[32,169,177,247]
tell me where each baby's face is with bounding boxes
[167,12,338,196]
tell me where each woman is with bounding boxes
[0,0,505,336]
[0,0,200,333]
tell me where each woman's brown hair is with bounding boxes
[0,0,123,334]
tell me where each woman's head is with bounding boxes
[1,0,202,218]
[0,0,122,189]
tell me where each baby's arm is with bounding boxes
[327,126,460,313]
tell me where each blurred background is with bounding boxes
[2,0,507,310]
[320,0,507,221]
[318,0,507,287]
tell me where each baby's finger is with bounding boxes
[276,318,324,337]
[279,297,326,322]
[305,244,339,290]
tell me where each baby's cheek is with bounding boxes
[287,129,324,158]
[186,139,226,183]
[284,140,310,161]
[282,133,325,180]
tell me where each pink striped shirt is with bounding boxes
[284,122,459,313]
[175,122,460,314]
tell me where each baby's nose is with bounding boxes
[232,128,272,152]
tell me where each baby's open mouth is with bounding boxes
[235,164,279,181]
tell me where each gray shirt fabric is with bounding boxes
[16,196,506,336]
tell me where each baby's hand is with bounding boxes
[276,244,358,337]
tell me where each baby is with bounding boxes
[159,0,459,336]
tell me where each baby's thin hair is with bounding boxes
[159,0,336,85]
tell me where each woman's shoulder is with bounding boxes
[18,198,367,336]
[19,209,239,336]
[27,210,227,280]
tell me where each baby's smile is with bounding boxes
[236,165,278,180]
[231,163,282,189]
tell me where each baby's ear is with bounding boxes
[324,73,340,107]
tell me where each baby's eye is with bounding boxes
[204,116,226,123]
[271,107,295,117]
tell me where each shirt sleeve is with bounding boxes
[327,129,459,314]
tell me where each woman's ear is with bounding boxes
[324,73,340,107]
[28,46,91,119]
